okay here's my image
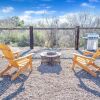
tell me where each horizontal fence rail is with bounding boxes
[0,27,100,30]
[0,27,75,30]
[0,26,100,50]
[0,27,29,30]
[79,27,100,29]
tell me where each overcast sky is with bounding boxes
[0,0,100,24]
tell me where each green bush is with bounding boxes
[0,33,19,44]
[34,31,45,46]
[0,32,29,47]
[17,35,29,47]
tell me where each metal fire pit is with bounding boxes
[40,51,61,65]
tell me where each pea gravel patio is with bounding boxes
[0,48,100,100]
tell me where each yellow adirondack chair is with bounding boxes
[72,49,100,77]
[0,44,33,80]
[0,45,21,59]
[83,49,100,56]
[1,50,20,59]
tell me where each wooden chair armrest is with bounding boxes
[15,53,34,61]
[2,51,20,59]
[83,50,94,55]
[73,53,94,60]
[13,51,21,54]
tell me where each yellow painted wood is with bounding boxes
[0,43,33,80]
[72,50,100,77]
[1,48,20,59]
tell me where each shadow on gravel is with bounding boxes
[38,64,62,75]
[74,70,100,97]
[20,49,31,56]
[0,72,31,100]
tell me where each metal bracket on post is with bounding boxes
[29,26,34,49]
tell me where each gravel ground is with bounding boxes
[0,48,100,100]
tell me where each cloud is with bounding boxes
[24,10,48,15]
[81,3,95,9]
[34,4,51,9]
[59,12,98,27]
[19,14,33,24]
[59,12,78,23]
[19,10,56,24]
[89,0,100,2]
[19,14,50,25]
[19,12,98,26]
[2,6,14,13]
[19,12,77,25]
[24,10,56,15]
[45,6,51,9]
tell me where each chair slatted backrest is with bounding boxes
[92,49,100,59]
[87,49,100,64]
[97,49,100,56]
[0,44,18,67]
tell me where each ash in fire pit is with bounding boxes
[47,51,57,55]
[40,51,61,65]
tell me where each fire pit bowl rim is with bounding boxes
[40,51,61,57]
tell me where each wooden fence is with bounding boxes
[0,26,100,50]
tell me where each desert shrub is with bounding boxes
[17,35,29,47]
[0,33,19,44]
[0,30,29,47]
[34,31,45,46]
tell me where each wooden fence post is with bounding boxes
[75,26,80,50]
[29,26,34,49]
